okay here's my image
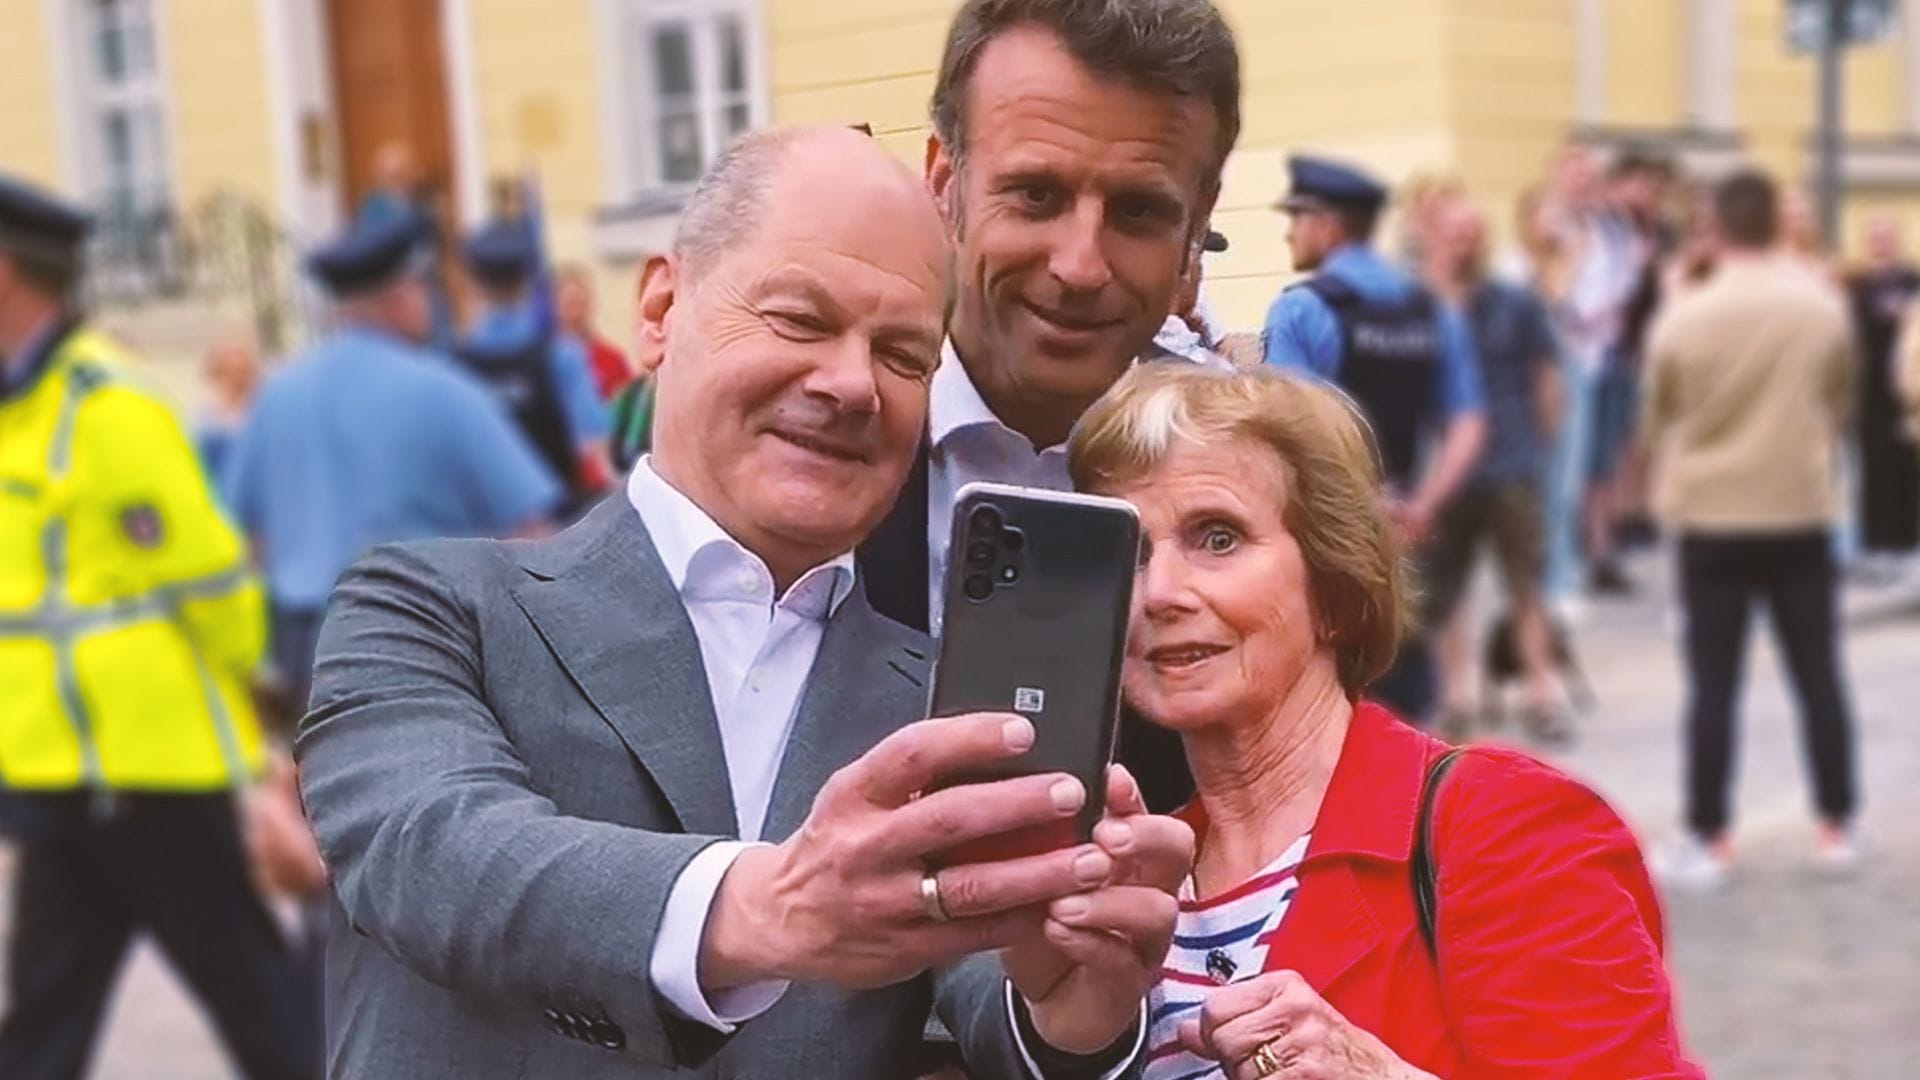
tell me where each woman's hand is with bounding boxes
[1176,970,1436,1080]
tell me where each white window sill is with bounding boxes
[593,188,696,261]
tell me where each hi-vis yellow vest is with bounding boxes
[0,325,266,791]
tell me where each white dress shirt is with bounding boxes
[927,344,1074,629]
[636,454,1143,1077]
[634,457,853,1030]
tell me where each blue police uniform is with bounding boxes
[456,222,608,509]
[1262,155,1488,727]
[224,214,561,701]
[1262,156,1484,450]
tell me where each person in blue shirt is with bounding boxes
[225,211,561,710]
[1262,155,1488,726]
[1263,155,1487,536]
[456,221,610,517]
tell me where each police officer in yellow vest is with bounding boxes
[0,175,315,1079]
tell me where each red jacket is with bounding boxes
[1179,703,1703,1079]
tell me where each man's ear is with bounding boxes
[633,254,676,377]
[925,133,957,227]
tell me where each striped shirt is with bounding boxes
[1144,834,1313,1080]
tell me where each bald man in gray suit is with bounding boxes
[297,126,1190,1079]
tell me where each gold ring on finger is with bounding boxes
[918,871,951,923]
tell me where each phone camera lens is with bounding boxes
[966,538,996,566]
[1001,528,1024,553]
[962,574,994,602]
[998,564,1020,585]
[969,505,1002,535]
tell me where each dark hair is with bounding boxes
[1610,145,1673,180]
[930,0,1241,181]
[1336,206,1380,244]
[2,248,80,303]
[1714,169,1779,249]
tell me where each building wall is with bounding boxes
[464,0,603,263]
[161,0,277,210]
[0,3,63,188]
[1442,0,1577,251]
[768,0,1456,328]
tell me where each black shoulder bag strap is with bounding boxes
[1412,747,1469,960]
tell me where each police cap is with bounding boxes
[462,221,537,291]
[307,212,433,297]
[1275,155,1389,215]
[0,174,93,267]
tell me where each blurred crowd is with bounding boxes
[5,55,1919,1073]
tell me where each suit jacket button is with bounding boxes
[590,1020,626,1050]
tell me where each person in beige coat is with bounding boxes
[1641,168,1860,890]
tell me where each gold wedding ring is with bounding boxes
[1249,1041,1289,1077]
[918,871,951,923]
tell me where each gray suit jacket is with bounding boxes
[297,497,1042,1078]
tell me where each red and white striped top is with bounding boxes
[1144,834,1312,1080]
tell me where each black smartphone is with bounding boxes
[925,482,1141,865]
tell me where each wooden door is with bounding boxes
[326,0,456,225]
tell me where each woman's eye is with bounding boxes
[1202,526,1238,554]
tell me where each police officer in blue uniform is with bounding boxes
[457,221,608,518]
[225,211,563,710]
[1262,155,1487,725]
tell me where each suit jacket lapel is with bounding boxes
[510,498,739,837]
[857,438,931,633]
[761,591,929,841]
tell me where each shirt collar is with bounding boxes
[1322,243,1377,277]
[929,340,1019,450]
[625,455,856,616]
[1,315,77,399]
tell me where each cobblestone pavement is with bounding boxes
[1,554,1916,1078]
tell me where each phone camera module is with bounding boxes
[966,538,996,566]
[962,573,994,602]
[1001,528,1025,553]
[998,564,1020,585]
[968,505,1003,536]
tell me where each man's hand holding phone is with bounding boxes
[700,711,1121,991]
[1005,764,1193,1053]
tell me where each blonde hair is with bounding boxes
[1068,363,1411,699]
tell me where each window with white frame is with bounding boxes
[72,0,174,235]
[611,0,766,197]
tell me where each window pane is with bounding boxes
[720,15,746,93]
[125,15,155,77]
[103,109,133,169]
[657,110,703,184]
[726,102,751,137]
[95,25,125,82]
[651,24,694,97]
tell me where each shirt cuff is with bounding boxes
[647,840,789,1031]
[1005,980,1148,1080]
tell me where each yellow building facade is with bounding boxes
[7,0,1920,338]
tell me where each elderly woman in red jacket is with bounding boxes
[1067,363,1701,1080]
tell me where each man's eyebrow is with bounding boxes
[751,269,846,314]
